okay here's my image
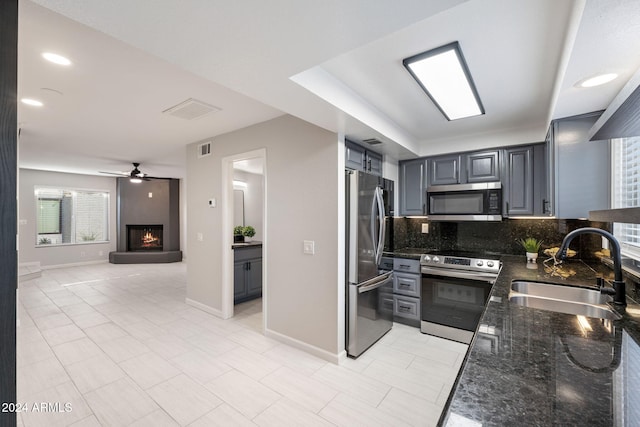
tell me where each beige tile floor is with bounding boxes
[16,262,467,427]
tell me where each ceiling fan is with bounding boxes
[99,162,166,182]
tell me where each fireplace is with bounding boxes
[127,225,163,251]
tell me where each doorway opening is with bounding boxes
[221,149,266,332]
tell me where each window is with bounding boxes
[612,136,640,258]
[35,187,109,246]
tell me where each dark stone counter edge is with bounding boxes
[438,255,640,426]
[232,241,263,249]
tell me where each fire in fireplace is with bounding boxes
[127,225,163,251]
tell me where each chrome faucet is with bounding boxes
[555,227,626,306]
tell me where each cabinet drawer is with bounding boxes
[234,246,262,262]
[393,258,420,274]
[393,272,420,297]
[393,295,420,321]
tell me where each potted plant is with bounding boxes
[242,225,256,242]
[234,225,244,243]
[518,237,542,263]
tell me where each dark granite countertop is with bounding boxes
[232,241,263,249]
[441,255,640,426]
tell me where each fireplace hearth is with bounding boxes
[127,225,163,251]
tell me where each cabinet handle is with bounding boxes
[542,198,549,214]
[423,203,426,215]
[399,264,411,269]
[399,283,410,288]
[399,305,411,312]
[368,159,372,171]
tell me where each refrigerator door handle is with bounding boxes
[357,271,393,294]
[370,187,379,259]
[374,186,386,266]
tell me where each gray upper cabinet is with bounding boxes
[399,159,427,216]
[429,155,460,185]
[345,139,383,176]
[367,150,383,176]
[345,140,366,171]
[552,112,609,219]
[465,150,500,183]
[504,146,534,216]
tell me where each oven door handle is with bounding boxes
[420,266,498,283]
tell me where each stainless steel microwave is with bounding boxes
[426,182,502,221]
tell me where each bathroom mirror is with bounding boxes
[234,189,245,227]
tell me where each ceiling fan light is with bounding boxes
[403,42,484,121]
[130,177,142,183]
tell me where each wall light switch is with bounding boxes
[208,198,216,208]
[148,192,153,198]
[421,223,429,234]
[197,232,204,241]
[303,240,315,255]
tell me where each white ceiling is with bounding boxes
[18,0,640,179]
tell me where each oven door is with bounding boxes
[421,272,493,333]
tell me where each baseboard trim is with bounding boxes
[185,298,224,318]
[41,259,108,270]
[264,328,343,364]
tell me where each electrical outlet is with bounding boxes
[421,223,429,234]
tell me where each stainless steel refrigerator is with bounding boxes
[346,170,394,358]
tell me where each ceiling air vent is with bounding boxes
[363,138,383,145]
[198,142,212,158]
[163,98,221,120]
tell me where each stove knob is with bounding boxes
[476,260,484,267]
[487,261,494,268]
[424,255,431,263]
[432,256,440,263]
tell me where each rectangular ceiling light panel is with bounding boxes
[403,42,484,121]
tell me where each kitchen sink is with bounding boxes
[509,280,622,320]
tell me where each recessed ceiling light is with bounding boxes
[403,42,484,121]
[575,73,618,88]
[21,98,43,107]
[42,52,71,66]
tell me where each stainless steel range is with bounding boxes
[420,251,501,344]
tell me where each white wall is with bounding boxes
[18,169,117,267]
[187,115,342,359]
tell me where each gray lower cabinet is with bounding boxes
[234,246,262,304]
[399,159,427,216]
[392,258,421,327]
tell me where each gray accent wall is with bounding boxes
[116,177,180,252]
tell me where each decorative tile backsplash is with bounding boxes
[393,218,612,260]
